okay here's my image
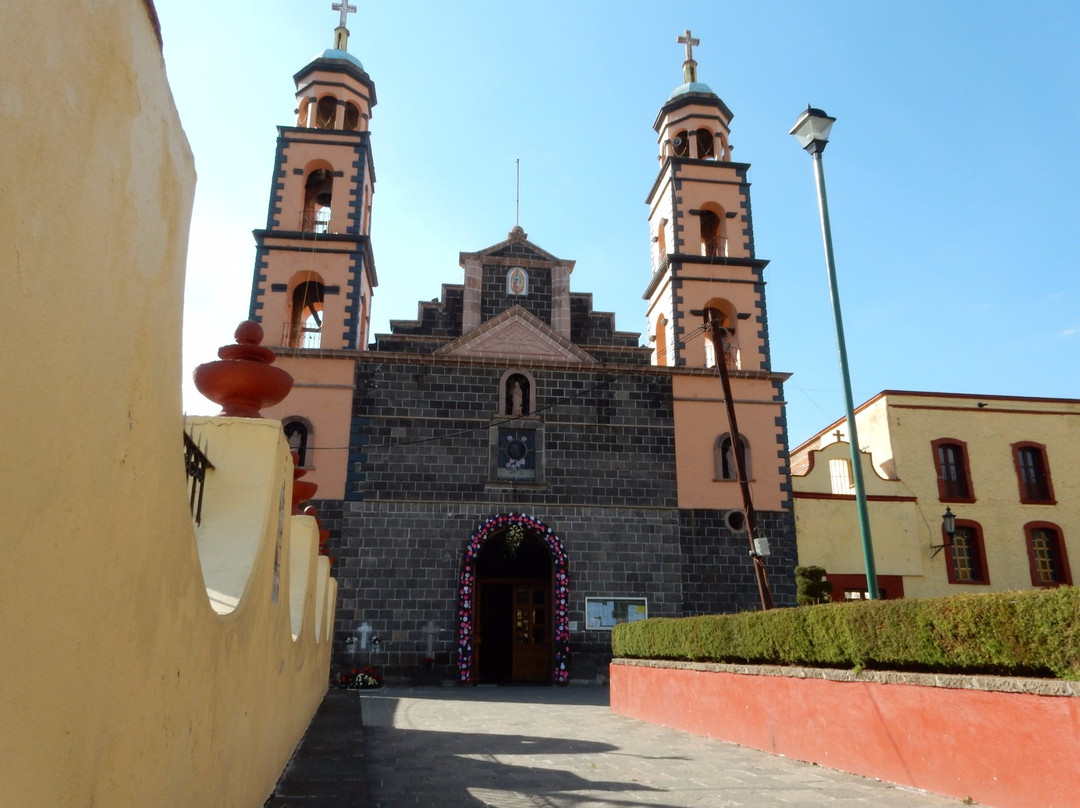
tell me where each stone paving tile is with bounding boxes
[359,686,967,808]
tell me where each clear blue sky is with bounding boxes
[158,0,1080,446]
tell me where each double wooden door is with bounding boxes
[476,580,550,683]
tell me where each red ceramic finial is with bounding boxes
[193,320,294,417]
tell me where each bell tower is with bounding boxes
[643,31,770,373]
[249,4,377,499]
[249,1,377,353]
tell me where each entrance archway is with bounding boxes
[457,513,569,685]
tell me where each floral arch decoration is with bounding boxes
[457,512,570,685]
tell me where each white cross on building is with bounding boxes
[678,29,700,63]
[332,1,356,30]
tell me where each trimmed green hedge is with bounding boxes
[611,587,1080,679]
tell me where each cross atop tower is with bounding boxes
[677,29,700,83]
[678,29,699,62]
[332,1,357,49]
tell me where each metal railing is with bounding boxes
[299,209,331,234]
[184,431,214,525]
[281,322,323,349]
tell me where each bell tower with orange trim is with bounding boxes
[248,5,377,499]
[643,31,771,374]
[249,2,377,353]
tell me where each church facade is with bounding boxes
[251,13,797,683]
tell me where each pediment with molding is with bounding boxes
[435,306,596,363]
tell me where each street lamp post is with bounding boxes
[790,106,880,600]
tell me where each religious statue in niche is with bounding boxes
[504,374,531,416]
[506,266,529,296]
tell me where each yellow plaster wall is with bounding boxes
[792,392,1080,599]
[0,4,333,805]
[793,442,924,577]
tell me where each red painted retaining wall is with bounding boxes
[610,660,1080,808]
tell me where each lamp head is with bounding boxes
[942,507,957,538]
[790,105,836,155]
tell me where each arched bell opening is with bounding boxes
[302,169,334,233]
[314,95,337,129]
[288,279,325,348]
[458,514,570,685]
[343,101,361,131]
[672,129,690,157]
[699,203,728,258]
[695,129,715,159]
[702,297,740,370]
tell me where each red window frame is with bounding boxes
[823,574,905,601]
[1012,442,1056,504]
[1023,521,1072,587]
[943,519,990,585]
[930,438,975,503]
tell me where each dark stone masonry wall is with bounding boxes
[332,501,688,683]
[327,357,797,683]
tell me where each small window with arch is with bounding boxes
[931,438,975,502]
[714,433,750,481]
[1024,522,1071,586]
[1013,442,1055,504]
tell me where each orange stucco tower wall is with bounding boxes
[250,27,377,498]
[645,39,792,515]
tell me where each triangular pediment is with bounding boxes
[458,226,566,266]
[435,306,596,363]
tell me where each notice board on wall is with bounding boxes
[584,597,648,630]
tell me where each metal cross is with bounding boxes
[832,429,845,442]
[678,29,700,62]
[332,1,357,29]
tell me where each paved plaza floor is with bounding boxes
[349,685,966,808]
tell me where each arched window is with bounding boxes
[500,370,535,417]
[944,519,989,584]
[931,438,974,501]
[716,131,730,161]
[714,433,750,481]
[672,129,690,157]
[654,316,668,367]
[699,204,728,257]
[315,95,337,129]
[657,219,667,258]
[1013,442,1055,504]
[302,169,333,232]
[695,129,715,159]
[343,101,361,131]
[1024,522,1071,586]
[289,279,325,348]
[297,96,314,128]
[701,299,739,369]
[283,419,311,468]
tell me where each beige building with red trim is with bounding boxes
[791,390,1079,599]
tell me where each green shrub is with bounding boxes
[611,587,1080,679]
[795,565,833,606]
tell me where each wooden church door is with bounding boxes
[512,584,550,681]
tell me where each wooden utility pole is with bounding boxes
[701,309,774,610]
